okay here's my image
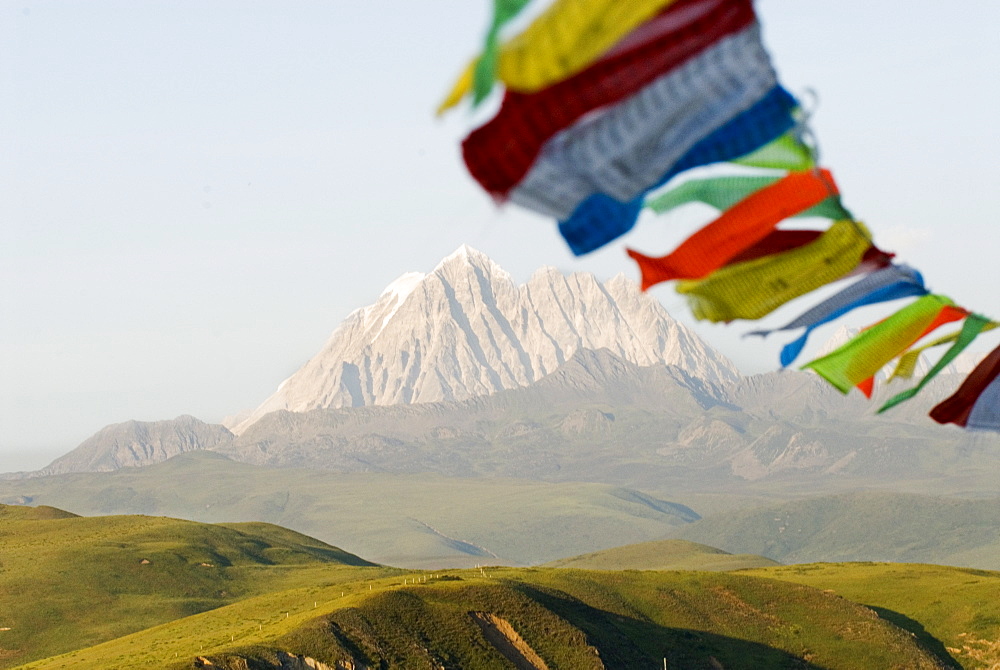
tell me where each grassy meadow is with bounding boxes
[0,504,397,668]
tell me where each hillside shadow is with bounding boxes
[866,605,959,668]
[509,581,829,669]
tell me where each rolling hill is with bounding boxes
[0,452,698,568]
[541,538,779,571]
[671,490,1000,569]
[17,568,945,670]
[0,504,387,669]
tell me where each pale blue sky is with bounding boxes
[2,1,998,471]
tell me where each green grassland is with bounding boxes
[16,567,947,670]
[0,451,698,567]
[0,504,397,668]
[750,562,1000,670]
[541,538,779,571]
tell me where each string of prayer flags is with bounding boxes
[744,264,928,367]
[444,0,997,431]
[506,25,779,221]
[930,344,1000,429]
[439,0,682,113]
[850,301,973,399]
[558,85,799,255]
[803,295,966,394]
[462,0,757,199]
[675,219,872,323]
[626,168,838,289]
[879,314,994,413]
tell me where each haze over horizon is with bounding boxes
[4,1,999,471]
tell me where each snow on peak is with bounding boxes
[435,244,490,270]
[232,248,740,434]
[382,271,426,301]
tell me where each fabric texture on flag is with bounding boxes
[967,374,1000,432]
[558,85,798,255]
[627,168,838,289]
[646,174,846,220]
[463,0,756,197]
[508,24,778,220]
[890,321,999,381]
[856,304,969,397]
[803,295,959,394]
[744,264,928,367]
[439,0,680,112]
[675,219,871,323]
[930,344,1000,427]
[879,314,992,413]
[730,130,814,171]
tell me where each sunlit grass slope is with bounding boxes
[19,568,943,670]
[751,562,1000,670]
[0,504,392,669]
[541,538,779,571]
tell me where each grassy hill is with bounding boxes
[0,451,698,567]
[0,504,392,669]
[542,538,779,571]
[15,568,943,670]
[672,490,1000,569]
[749,562,1000,670]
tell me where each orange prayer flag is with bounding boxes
[627,168,839,290]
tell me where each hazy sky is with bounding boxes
[3,1,999,472]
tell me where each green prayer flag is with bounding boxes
[879,314,992,413]
[731,131,815,171]
[473,0,533,105]
[646,174,848,220]
[802,295,956,394]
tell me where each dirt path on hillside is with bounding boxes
[469,611,550,670]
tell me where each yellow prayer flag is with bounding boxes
[676,220,872,323]
[439,0,679,113]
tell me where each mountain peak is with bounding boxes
[435,244,491,270]
[232,249,739,433]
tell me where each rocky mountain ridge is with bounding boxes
[231,245,739,433]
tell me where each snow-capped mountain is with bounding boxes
[232,246,739,433]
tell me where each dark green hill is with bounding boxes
[30,569,943,669]
[541,538,779,571]
[0,505,389,669]
[672,490,1000,568]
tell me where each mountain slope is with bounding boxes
[38,415,233,475]
[233,245,739,433]
[0,504,382,669]
[672,491,1000,568]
